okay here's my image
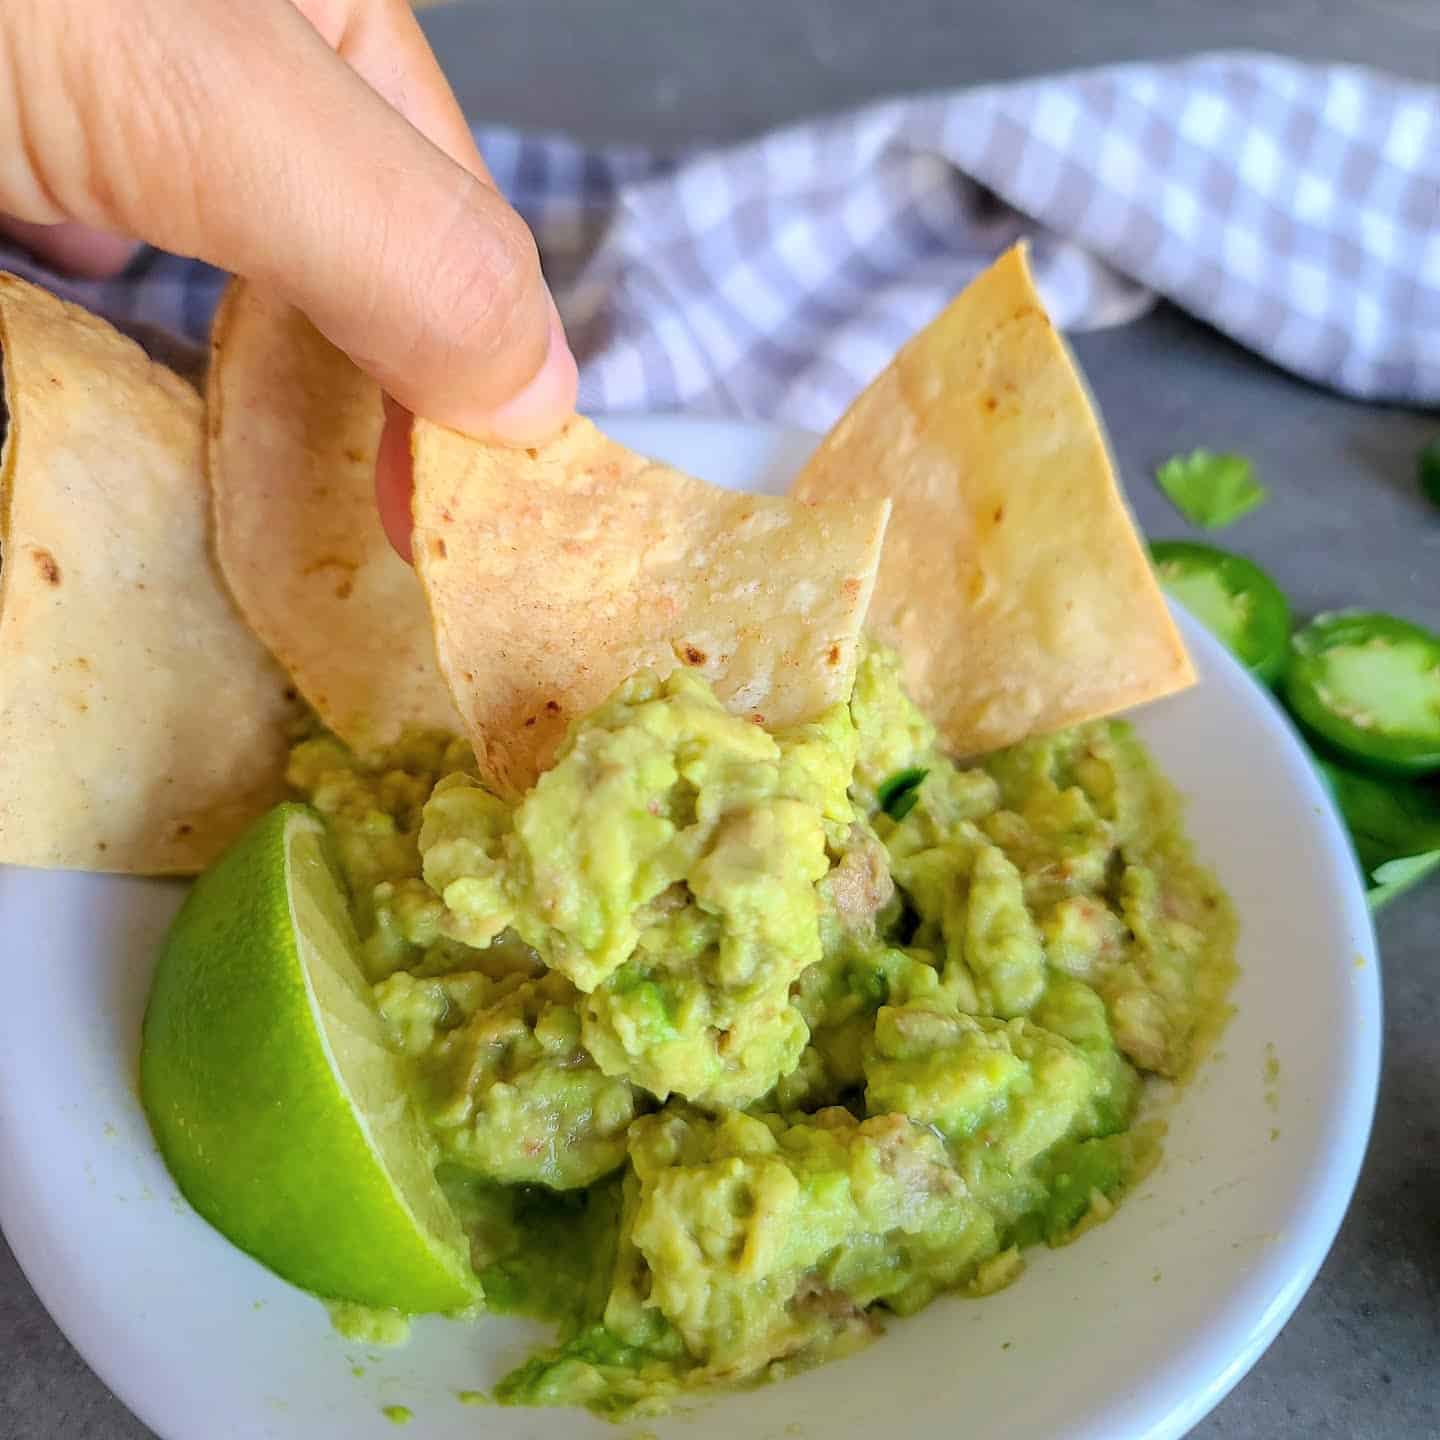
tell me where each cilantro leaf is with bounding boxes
[1318,759,1440,910]
[1155,449,1267,529]
[1368,851,1440,912]
[877,767,928,820]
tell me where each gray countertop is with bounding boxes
[3,3,1437,1437]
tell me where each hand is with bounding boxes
[0,0,577,557]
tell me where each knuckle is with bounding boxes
[402,180,546,388]
[89,5,240,239]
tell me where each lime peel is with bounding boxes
[141,803,479,1314]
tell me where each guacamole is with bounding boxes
[287,643,1236,1417]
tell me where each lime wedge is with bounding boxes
[141,803,478,1313]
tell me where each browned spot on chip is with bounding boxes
[993,504,1005,525]
[826,644,841,665]
[682,645,707,666]
[335,577,354,600]
[544,699,561,715]
[431,536,447,559]
[300,554,358,579]
[983,394,998,412]
[344,446,366,463]
[176,823,193,837]
[33,549,60,585]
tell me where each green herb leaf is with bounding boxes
[1368,851,1440,911]
[1319,759,1440,872]
[1317,758,1440,911]
[878,766,928,820]
[1418,439,1440,510]
[1155,449,1267,529]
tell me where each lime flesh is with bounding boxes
[140,803,478,1312]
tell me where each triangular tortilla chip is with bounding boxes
[792,244,1193,756]
[0,275,298,873]
[412,417,891,796]
[208,282,459,748]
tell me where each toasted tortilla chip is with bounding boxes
[208,281,459,748]
[792,244,1193,756]
[0,276,298,873]
[412,417,891,796]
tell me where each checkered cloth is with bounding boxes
[7,52,1436,428]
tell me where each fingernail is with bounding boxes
[480,300,578,447]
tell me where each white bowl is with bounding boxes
[0,416,1380,1440]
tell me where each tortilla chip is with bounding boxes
[412,417,891,796]
[208,281,459,748]
[0,275,298,873]
[792,244,1193,756]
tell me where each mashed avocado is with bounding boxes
[375,970,641,1190]
[288,643,1236,1417]
[419,669,855,1109]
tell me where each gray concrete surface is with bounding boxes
[4,3,1438,1437]
[425,0,1440,146]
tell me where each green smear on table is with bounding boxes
[1418,438,1440,509]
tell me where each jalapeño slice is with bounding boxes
[1286,611,1440,776]
[1149,541,1291,686]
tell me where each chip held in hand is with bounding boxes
[410,415,891,796]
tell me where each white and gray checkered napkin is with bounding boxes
[11,52,1437,426]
